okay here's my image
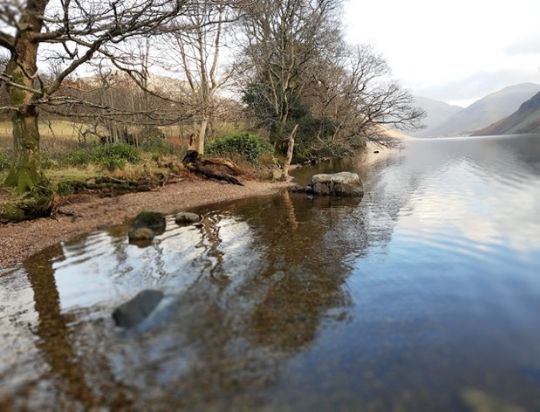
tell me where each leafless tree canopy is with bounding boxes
[237,0,423,158]
[0,0,423,193]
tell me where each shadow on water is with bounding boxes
[1,134,540,410]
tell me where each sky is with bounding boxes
[343,0,540,107]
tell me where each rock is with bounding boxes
[174,212,201,225]
[289,184,305,193]
[128,227,155,242]
[131,211,166,233]
[373,150,380,154]
[112,290,164,328]
[309,172,363,197]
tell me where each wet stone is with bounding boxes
[308,172,364,197]
[175,212,201,225]
[131,211,166,233]
[289,184,307,193]
[112,290,164,328]
[128,227,155,242]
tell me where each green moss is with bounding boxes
[11,72,26,106]
[0,201,25,222]
[16,167,41,193]
[3,168,17,187]
[0,178,53,222]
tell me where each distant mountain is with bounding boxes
[412,97,463,137]
[473,91,540,135]
[427,83,540,137]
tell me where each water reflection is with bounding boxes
[1,135,540,410]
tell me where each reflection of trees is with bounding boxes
[24,245,95,407]
[229,192,363,352]
[14,169,403,409]
[23,246,130,409]
[196,214,228,282]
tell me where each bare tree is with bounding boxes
[239,0,341,142]
[239,0,423,159]
[167,0,234,154]
[0,0,187,193]
[305,45,424,152]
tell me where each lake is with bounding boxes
[1,134,540,411]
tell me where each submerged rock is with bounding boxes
[297,172,364,197]
[128,211,166,244]
[128,227,155,242]
[175,212,201,225]
[112,290,164,328]
[131,211,166,233]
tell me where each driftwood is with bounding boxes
[182,150,243,186]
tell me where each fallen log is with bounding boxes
[182,150,244,186]
[56,174,170,197]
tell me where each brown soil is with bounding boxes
[0,177,291,269]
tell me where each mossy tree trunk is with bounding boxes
[0,0,54,222]
[4,105,42,193]
[2,0,48,194]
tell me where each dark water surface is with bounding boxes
[1,135,540,411]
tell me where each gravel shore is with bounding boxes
[0,178,291,269]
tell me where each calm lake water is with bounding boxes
[1,135,540,411]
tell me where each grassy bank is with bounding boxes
[0,122,280,206]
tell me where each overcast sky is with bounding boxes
[344,0,540,107]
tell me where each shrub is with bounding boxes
[141,136,178,156]
[62,149,92,167]
[0,153,11,171]
[96,144,140,170]
[40,154,54,170]
[62,143,140,171]
[206,133,274,164]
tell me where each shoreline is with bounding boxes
[0,178,292,269]
[362,141,402,168]
[0,142,399,270]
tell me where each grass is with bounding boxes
[0,119,275,198]
[0,119,187,195]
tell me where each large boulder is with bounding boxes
[112,290,164,328]
[310,172,363,197]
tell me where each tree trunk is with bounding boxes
[0,1,55,222]
[196,116,209,155]
[3,2,47,193]
[281,124,298,181]
[4,106,42,192]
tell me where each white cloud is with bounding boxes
[343,0,540,105]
